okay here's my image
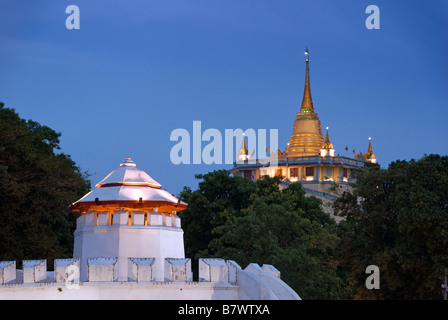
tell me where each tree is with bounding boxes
[178,170,256,274]
[334,154,448,299]
[179,170,345,299]
[0,102,91,267]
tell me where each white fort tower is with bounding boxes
[0,158,300,300]
[71,158,187,282]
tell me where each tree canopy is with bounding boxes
[0,102,90,266]
[334,154,448,299]
[179,170,344,299]
[180,154,448,300]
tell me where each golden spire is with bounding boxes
[367,137,373,154]
[237,135,249,161]
[239,135,248,156]
[287,48,324,157]
[322,127,333,149]
[300,48,314,113]
[366,137,376,163]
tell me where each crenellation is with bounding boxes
[128,257,155,282]
[87,257,118,282]
[226,260,241,284]
[54,258,80,283]
[0,257,285,285]
[0,257,300,299]
[132,211,145,226]
[165,215,172,227]
[97,211,111,226]
[149,211,163,226]
[113,209,129,225]
[22,259,46,284]
[164,258,192,282]
[0,261,16,285]
[199,258,228,283]
[75,210,182,229]
[262,264,281,278]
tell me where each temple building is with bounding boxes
[231,50,377,205]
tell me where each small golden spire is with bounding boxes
[367,137,373,155]
[300,48,314,113]
[237,134,249,161]
[366,137,376,163]
[239,135,248,155]
[322,127,333,149]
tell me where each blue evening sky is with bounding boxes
[1,0,447,196]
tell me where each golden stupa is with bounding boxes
[366,137,377,163]
[286,49,325,157]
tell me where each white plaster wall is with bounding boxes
[0,282,239,300]
[73,212,185,282]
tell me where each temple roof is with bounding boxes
[70,158,187,213]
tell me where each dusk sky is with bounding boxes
[1,0,447,196]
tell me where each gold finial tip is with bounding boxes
[369,137,371,140]
[326,127,329,130]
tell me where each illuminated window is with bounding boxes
[305,167,314,177]
[290,168,298,177]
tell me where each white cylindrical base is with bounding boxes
[73,210,185,281]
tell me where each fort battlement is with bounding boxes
[0,257,300,300]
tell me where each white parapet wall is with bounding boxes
[0,257,301,300]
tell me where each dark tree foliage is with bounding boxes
[334,155,448,299]
[179,170,344,299]
[0,102,91,267]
